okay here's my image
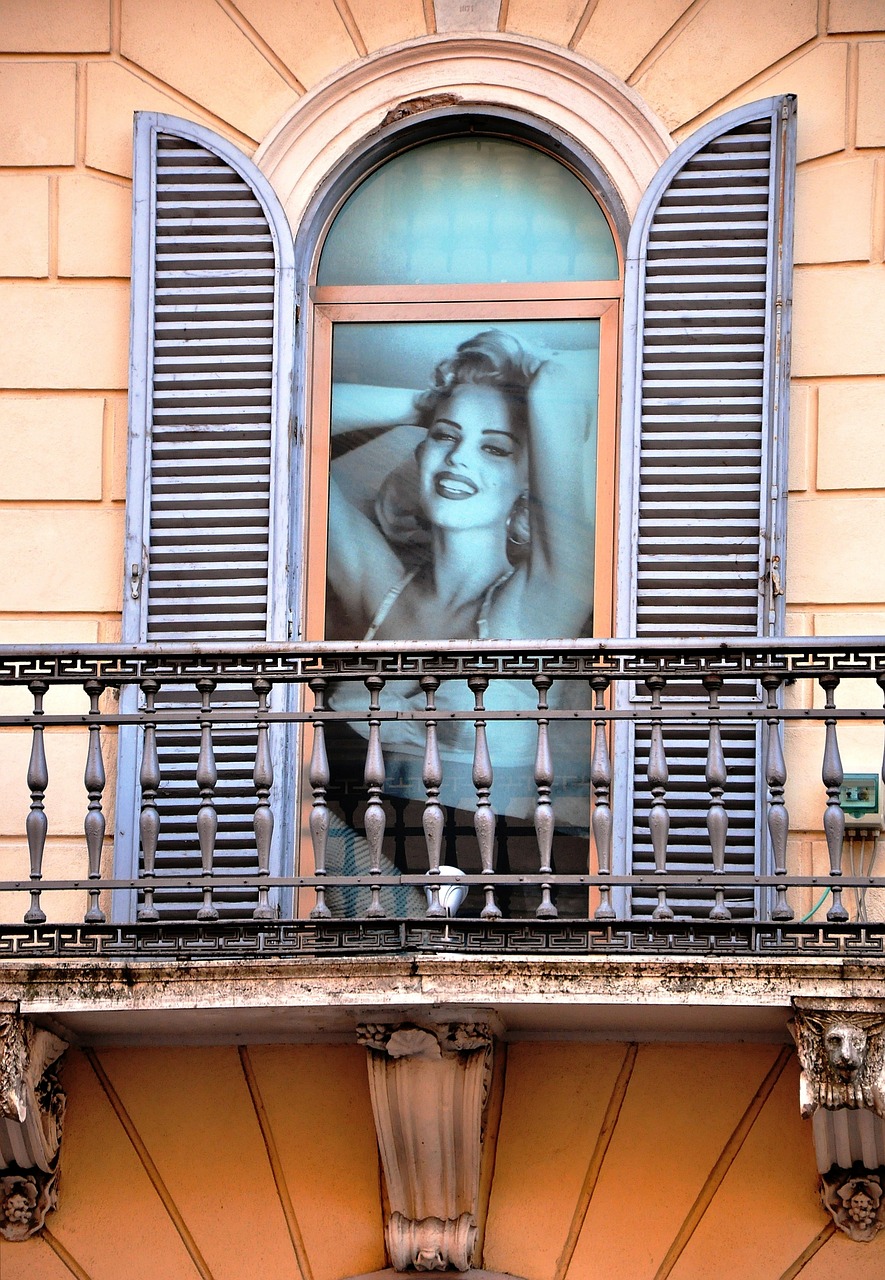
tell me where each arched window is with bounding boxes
[298,126,623,915]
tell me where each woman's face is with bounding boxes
[418,383,527,532]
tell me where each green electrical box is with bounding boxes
[839,774,881,827]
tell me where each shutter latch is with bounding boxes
[128,547,146,601]
[769,554,784,597]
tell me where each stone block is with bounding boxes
[0,175,49,277]
[814,609,885,637]
[783,715,852,834]
[0,62,76,166]
[792,267,885,377]
[0,506,124,613]
[346,0,426,50]
[817,380,885,489]
[787,494,885,604]
[435,0,501,31]
[85,63,214,179]
[681,41,848,164]
[504,0,586,46]
[109,393,129,502]
[857,42,885,148]
[787,382,814,491]
[795,158,875,263]
[785,608,812,640]
[0,282,129,389]
[0,729,109,837]
[58,176,132,278]
[234,0,359,87]
[633,0,817,129]
[828,1,885,32]
[0,620,101,717]
[120,0,296,140]
[0,0,110,51]
[0,397,104,501]
[575,0,695,81]
[0,840,107,925]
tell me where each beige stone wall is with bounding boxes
[1,1,883,916]
[3,1038,884,1279]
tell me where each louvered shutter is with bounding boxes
[114,114,296,919]
[615,97,796,917]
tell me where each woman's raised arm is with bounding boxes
[326,382,420,630]
[516,352,597,637]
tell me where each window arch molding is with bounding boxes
[290,105,632,285]
[254,34,672,234]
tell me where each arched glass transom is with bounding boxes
[317,136,619,286]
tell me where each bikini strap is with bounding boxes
[363,568,420,641]
[476,569,515,640]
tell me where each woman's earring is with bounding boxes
[506,491,531,552]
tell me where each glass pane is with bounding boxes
[317,138,618,285]
[322,321,598,916]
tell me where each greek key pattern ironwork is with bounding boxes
[0,921,883,959]
[3,639,885,685]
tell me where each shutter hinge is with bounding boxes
[287,608,294,639]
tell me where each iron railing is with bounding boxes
[1,638,885,957]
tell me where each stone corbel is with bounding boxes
[0,1011,67,1241]
[790,999,885,1242]
[357,1020,494,1272]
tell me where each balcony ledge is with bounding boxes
[5,949,885,1047]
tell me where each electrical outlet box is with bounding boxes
[840,774,883,831]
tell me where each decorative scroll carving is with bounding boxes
[0,1013,67,1241]
[820,1166,885,1242]
[789,1006,885,1117]
[358,1021,493,1272]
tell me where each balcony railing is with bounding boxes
[1,638,885,958]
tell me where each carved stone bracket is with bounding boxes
[790,1000,885,1242]
[357,1021,494,1272]
[0,1012,67,1240]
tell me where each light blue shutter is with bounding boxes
[616,97,796,917]
[114,114,296,918]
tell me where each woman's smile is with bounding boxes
[434,471,479,499]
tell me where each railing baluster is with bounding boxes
[196,678,218,922]
[762,673,793,920]
[533,673,557,920]
[646,673,673,921]
[703,672,730,921]
[137,678,161,923]
[469,675,501,920]
[363,675,386,919]
[83,679,107,924]
[590,673,615,921]
[25,680,48,925]
[820,674,848,922]
[421,675,446,919]
[308,677,332,920]
[252,677,274,921]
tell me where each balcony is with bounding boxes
[0,634,883,956]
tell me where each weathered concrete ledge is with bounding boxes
[3,953,884,1045]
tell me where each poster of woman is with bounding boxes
[322,319,599,915]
